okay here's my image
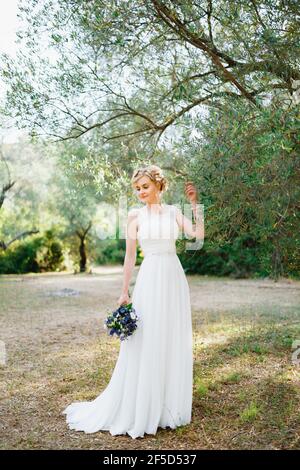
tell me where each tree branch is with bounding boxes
[150,0,259,106]
[0,229,40,251]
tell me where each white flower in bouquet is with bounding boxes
[130,311,136,320]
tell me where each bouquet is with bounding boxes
[103,303,139,341]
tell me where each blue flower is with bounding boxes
[103,303,139,341]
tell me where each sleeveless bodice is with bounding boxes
[137,204,179,256]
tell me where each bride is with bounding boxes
[62,165,204,439]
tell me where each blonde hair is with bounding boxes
[131,165,168,193]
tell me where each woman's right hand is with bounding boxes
[117,292,130,307]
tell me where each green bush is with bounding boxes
[0,238,42,274]
[0,230,65,274]
[36,230,65,272]
[179,102,300,280]
[176,235,299,279]
[94,237,143,265]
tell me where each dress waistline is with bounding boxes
[143,250,177,257]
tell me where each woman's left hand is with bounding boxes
[184,181,198,204]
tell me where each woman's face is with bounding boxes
[133,175,160,203]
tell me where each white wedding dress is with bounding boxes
[62,203,193,439]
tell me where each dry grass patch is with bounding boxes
[1,270,299,449]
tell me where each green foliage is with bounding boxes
[181,102,300,279]
[94,235,143,265]
[0,1,299,279]
[0,237,42,274]
[177,233,299,279]
[0,231,65,274]
[2,0,299,147]
[178,235,262,278]
[94,239,125,265]
[35,229,65,272]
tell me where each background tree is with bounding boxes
[0,142,41,252]
[44,140,103,273]
[0,0,299,278]
[176,100,300,278]
[1,0,299,144]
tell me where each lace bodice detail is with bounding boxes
[136,204,179,256]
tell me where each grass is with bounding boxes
[195,380,209,398]
[0,271,300,449]
[239,402,260,422]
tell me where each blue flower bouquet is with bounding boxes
[103,303,139,341]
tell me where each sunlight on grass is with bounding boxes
[194,378,209,398]
[221,372,245,384]
[239,402,260,422]
[1,273,300,450]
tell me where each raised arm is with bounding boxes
[175,205,204,240]
[175,181,204,242]
[117,209,139,306]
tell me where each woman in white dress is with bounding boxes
[62,165,204,439]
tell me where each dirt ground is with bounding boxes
[0,266,300,449]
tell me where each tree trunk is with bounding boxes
[79,236,87,273]
[271,244,284,280]
[75,222,92,273]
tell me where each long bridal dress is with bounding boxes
[62,203,193,439]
